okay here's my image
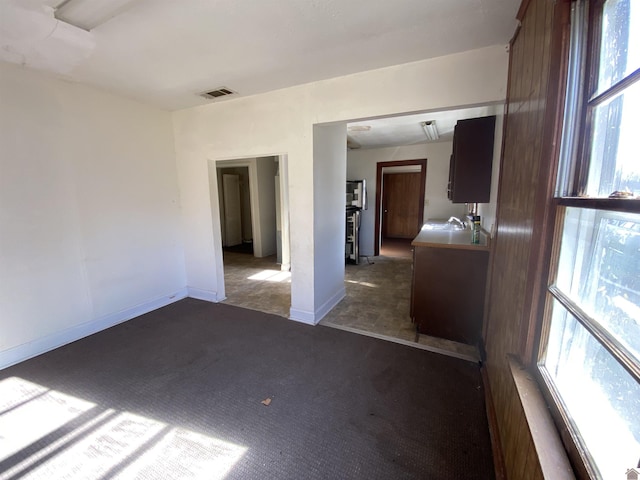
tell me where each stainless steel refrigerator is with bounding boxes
[346,180,366,264]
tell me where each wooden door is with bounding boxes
[382,172,422,239]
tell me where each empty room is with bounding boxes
[1,0,638,479]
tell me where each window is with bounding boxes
[537,0,640,478]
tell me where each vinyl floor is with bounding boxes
[221,248,479,362]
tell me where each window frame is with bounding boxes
[532,0,640,478]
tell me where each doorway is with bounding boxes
[218,166,254,254]
[211,156,292,318]
[374,159,427,256]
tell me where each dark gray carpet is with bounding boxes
[0,298,494,479]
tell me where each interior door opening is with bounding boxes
[375,160,427,257]
[219,167,253,254]
[211,155,291,319]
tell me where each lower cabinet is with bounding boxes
[411,246,489,345]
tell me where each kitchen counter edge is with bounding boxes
[411,226,491,251]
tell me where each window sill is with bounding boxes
[556,197,640,213]
[508,354,575,479]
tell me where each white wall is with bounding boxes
[255,157,278,257]
[0,62,186,368]
[347,142,467,256]
[309,123,347,323]
[207,159,226,301]
[172,45,509,322]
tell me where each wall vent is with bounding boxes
[200,87,236,100]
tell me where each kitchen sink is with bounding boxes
[422,222,466,231]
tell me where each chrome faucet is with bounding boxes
[447,216,467,229]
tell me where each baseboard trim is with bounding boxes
[321,322,479,362]
[481,364,507,480]
[289,287,345,326]
[187,287,223,303]
[289,308,316,325]
[0,289,188,370]
[313,287,345,324]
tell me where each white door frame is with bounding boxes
[278,155,291,271]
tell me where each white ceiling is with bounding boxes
[347,103,503,149]
[0,0,519,111]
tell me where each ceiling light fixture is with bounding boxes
[53,0,140,31]
[421,121,439,141]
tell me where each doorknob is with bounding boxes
[384,209,388,213]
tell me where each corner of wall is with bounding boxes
[289,285,345,325]
[187,287,225,303]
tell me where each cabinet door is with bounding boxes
[412,247,489,344]
[449,116,496,203]
[447,154,455,201]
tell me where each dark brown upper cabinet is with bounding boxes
[447,115,496,203]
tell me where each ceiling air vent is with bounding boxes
[200,87,236,100]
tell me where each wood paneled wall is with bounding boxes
[484,0,570,478]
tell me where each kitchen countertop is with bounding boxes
[411,223,491,251]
